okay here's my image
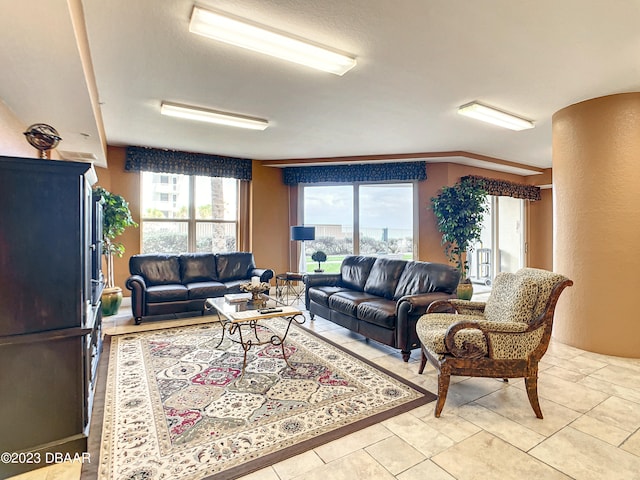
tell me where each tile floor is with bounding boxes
[11,295,640,480]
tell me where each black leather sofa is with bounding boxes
[126,252,274,324]
[304,255,460,361]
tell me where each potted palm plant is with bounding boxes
[430,178,487,299]
[94,186,138,316]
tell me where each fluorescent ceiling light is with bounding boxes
[189,6,357,76]
[458,102,534,131]
[160,102,268,130]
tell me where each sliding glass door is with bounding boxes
[469,195,525,285]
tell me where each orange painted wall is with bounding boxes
[94,146,141,293]
[553,92,640,357]
[249,161,290,276]
[528,188,553,270]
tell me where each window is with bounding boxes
[141,172,238,254]
[302,182,414,271]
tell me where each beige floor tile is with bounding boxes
[546,340,589,360]
[6,462,81,480]
[621,429,640,456]
[586,395,640,433]
[272,450,325,480]
[314,423,393,463]
[455,403,546,451]
[511,371,609,413]
[530,426,640,480]
[432,431,570,480]
[553,354,609,375]
[570,414,631,446]
[580,351,640,371]
[578,375,640,404]
[589,364,640,391]
[381,412,455,457]
[365,435,425,475]
[290,449,395,480]
[396,459,456,480]
[475,387,580,436]
[418,408,482,443]
[543,365,587,382]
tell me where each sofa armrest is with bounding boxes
[125,274,147,320]
[303,273,342,287]
[251,268,275,283]
[398,292,457,316]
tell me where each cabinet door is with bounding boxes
[0,161,85,335]
[0,334,84,453]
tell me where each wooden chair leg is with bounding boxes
[525,375,543,419]
[434,373,451,417]
[418,350,428,374]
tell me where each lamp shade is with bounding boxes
[290,226,315,241]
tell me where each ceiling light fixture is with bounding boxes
[458,102,534,131]
[160,102,269,130]
[189,6,357,76]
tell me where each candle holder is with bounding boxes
[240,281,270,305]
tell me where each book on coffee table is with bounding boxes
[224,293,252,303]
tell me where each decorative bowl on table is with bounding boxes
[240,281,270,305]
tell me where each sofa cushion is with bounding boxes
[484,272,539,324]
[180,253,217,283]
[146,284,189,302]
[216,252,255,281]
[394,261,459,299]
[328,290,379,317]
[129,254,181,286]
[187,281,227,300]
[339,256,377,291]
[308,286,348,307]
[357,298,397,329]
[363,258,407,299]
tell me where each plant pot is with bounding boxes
[456,282,474,301]
[314,268,324,273]
[101,286,123,316]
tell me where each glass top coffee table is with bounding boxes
[205,295,305,379]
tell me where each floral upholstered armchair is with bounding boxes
[416,268,573,418]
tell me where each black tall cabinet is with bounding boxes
[0,156,103,477]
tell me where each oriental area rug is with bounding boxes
[97,319,435,480]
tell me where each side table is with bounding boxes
[275,272,305,305]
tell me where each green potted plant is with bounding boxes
[311,250,327,272]
[430,178,487,299]
[94,186,138,316]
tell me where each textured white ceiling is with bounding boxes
[2,0,640,171]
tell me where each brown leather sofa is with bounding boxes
[304,255,460,361]
[126,252,274,324]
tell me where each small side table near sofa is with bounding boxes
[275,272,305,305]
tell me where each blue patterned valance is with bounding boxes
[282,161,427,185]
[125,146,252,181]
[461,175,541,201]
